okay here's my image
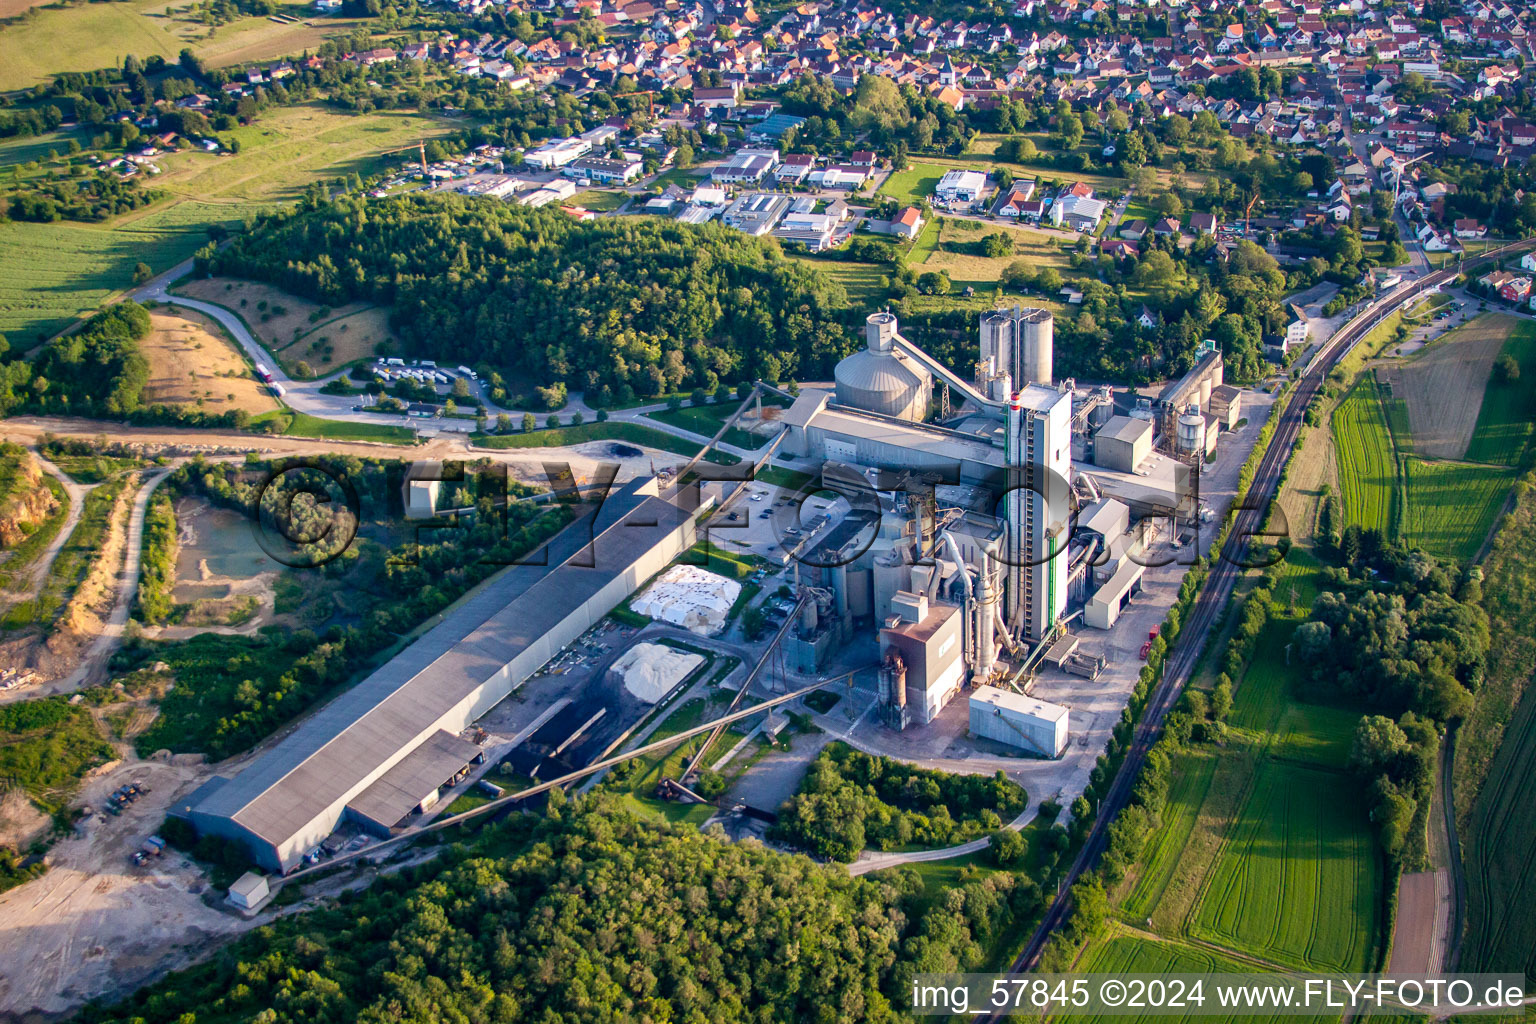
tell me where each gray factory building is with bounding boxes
[968,686,1069,757]
[1093,415,1153,473]
[174,479,696,872]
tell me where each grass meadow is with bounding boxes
[0,104,451,342]
[0,0,368,91]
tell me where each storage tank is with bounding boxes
[978,310,1014,377]
[834,312,933,420]
[1017,308,1054,385]
[1177,404,1206,454]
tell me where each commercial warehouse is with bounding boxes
[174,479,697,872]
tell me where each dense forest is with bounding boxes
[773,743,1028,861]
[80,799,1043,1024]
[210,196,855,407]
[1293,545,1488,724]
[16,302,150,418]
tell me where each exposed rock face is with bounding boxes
[0,451,59,549]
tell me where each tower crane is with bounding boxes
[387,140,429,178]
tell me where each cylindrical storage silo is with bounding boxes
[835,313,932,420]
[979,310,1013,378]
[1177,405,1206,454]
[1018,308,1054,385]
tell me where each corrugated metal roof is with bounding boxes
[192,484,691,850]
[346,730,482,829]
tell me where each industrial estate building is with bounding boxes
[174,478,696,872]
[776,307,1248,751]
[174,301,1254,877]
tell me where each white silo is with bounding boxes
[1177,404,1206,454]
[979,310,1014,378]
[1017,307,1054,386]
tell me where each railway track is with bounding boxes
[982,239,1536,1007]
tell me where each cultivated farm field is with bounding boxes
[1331,380,1396,535]
[1376,314,1517,460]
[1464,318,1536,466]
[1060,935,1329,1024]
[1463,684,1536,980]
[0,201,253,342]
[1120,747,1219,920]
[0,0,368,91]
[1400,457,1514,562]
[0,106,451,342]
[1189,760,1382,973]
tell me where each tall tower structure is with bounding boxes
[1004,384,1072,642]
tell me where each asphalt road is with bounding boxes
[980,236,1536,1008]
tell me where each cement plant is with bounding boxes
[148,304,1270,901]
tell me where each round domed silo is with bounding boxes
[834,313,933,420]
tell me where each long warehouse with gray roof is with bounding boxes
[173,478,697,872]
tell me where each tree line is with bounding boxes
[208,196,856,407]
[771,742,1028,861]
[80,796,1044,1023]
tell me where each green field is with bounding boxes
[1463,682,1536,979]
[251,410,418,445]
[0,104,453,342]
[1269,702,1359,771]
[570,190,628,212]
[1062,935,1326,1024]
[877,161,955,206]
[1331,369,1515,560]
[1400,457,1514,561]
[0,202,254,341]
[474,421,740,463]
[787,255,888,305]
[1190,761,1381,972]
[647,398,784,451]
[0,0,370,92]
[1331,380,1397,535]
[1464,319,1536,466]
[1122,748,1219,920]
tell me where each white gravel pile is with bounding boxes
[610,642,704,703]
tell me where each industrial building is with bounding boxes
[774,304,1249,746]
[968,686,1070,757]
[935,169,988,203]
[173,478,697,872]
[1093,415,1154,473]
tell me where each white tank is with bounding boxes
[1178,404,1206,454]
[979,310,1014,378]
[1017,307,1054,385]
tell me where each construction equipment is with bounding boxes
[1243,192,1259,236]
[615,89,655,119]
[387,140,429,177]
